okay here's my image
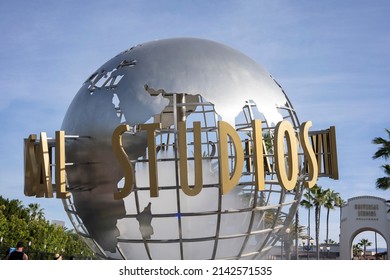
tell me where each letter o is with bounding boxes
[274,121,298,191]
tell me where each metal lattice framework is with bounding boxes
[24,38,339,260]
[63,92,304,260]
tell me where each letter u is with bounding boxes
[178,121,203,196]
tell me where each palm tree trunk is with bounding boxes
[315,206,321,260]
[363,245,366,259]
[307,203,311,260]
[326,207,330,246]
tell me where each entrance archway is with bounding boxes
[340,196,390,260]
[350,229,387,259]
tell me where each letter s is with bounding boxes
[112,124,134,200]
[300,121,318,188]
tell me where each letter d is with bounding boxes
[218,121,244,195]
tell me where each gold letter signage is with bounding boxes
[24,119,338,200]
[24,131,70,198]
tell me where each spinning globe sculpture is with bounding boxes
[61,38,305,260]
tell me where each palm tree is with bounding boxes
[352,244,362,259]
[372,129,390,190]
[334,196,346,209]
[313,186,327,260]
[302,185,327,260]
[27,203,45,220]
[323,189,341,249]
[293,183,305,259]
[294,211,299,259]
[300,189,313,259]
[359,238,372,259]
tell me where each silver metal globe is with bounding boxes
[61,38,303,259]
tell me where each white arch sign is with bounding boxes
[340,196,390,259]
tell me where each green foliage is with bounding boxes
[300,185,343,259]
[352,243,362,257]
[358,238,373,259]
[0,196,95,260]
[372,129,390,190]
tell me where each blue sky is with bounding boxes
[0,0,389,248]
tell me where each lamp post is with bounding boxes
[326,245,330,259]
[320,245,331,259]
[27,240,32,257]
[302,238,314,259]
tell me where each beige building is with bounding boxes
[340,196,390,260]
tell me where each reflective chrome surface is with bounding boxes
[61,38,302,259]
